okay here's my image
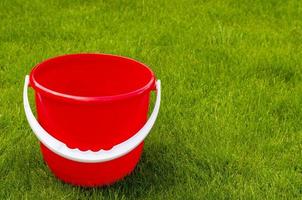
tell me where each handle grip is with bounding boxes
[23,75,161,163]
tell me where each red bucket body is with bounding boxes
[29,54,156,186]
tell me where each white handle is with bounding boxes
[23,75,161,163]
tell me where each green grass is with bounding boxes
[1,0,302,199]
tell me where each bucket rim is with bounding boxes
[29,53,156,103]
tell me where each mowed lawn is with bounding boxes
[1,0,302,199]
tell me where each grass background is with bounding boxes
[1,0,302,199]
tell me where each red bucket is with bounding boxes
[23,53,161,186]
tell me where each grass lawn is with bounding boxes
[1,0,302,199]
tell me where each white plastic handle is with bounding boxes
[23,75,161,163]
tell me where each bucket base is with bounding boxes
[40,143,144,187]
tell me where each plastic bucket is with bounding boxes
[23,53,161,186]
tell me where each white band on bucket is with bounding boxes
[23,75,161,163]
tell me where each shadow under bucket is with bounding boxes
[23,53,161,186]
